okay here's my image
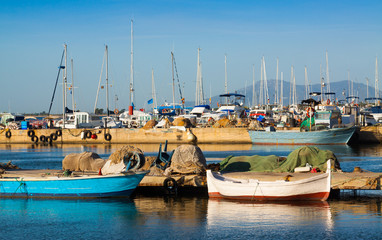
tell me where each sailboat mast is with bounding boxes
[289,65,293,106]
[196,48,201,105]
[151,68,157,113]
[171,52,175,110]
[260,58,263,106]
[305,66,308,99]
[320,64,323,103]
[224,54,228,94]
[71,58,75,112]
[326,51,330,94]
[275,58,279,105]
[376,56,379,99]
[106,45,109,117]
[252,64,255,107]
[263,57,269,105]
[280,72,283,108]
[62,44,67,129]
[130,20,134,107]
[293,68,296,105]
[366,77,369,99]
[200,61,204,104]
[94,50,105,113]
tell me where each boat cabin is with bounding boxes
[216,93,246,118]
[314,105,341,128]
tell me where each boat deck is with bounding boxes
[1,169,99,179]
[221,171,382,190]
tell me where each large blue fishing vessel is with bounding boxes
[248,126,356,145]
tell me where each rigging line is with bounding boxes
[14,178,27,195]
[48,49,65,115]
[172,54,183,104]
[94,49,106,113]
[251,181,260,201]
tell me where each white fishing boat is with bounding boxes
[206,160,331,201]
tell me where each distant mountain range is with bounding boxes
[188,80,380,108]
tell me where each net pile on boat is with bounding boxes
[62,152,106,171]
[62,146,146,174]
[219,146,341,173]
[0,161,20,174]
[142,119,158,129]
[101,146,144,174]
[164,144,207,175]
[213,118,235,128]
[172,117,193,128]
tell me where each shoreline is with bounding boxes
[0,125,380,145]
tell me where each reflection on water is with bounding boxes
[1,143,382,238]
[0,196,381,239]
[0,198,139,239]
[207,199,334,238]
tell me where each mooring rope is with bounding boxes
[14,178,27,195]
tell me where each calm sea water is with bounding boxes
[0,143,382,239]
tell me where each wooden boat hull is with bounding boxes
[248,127,356,145]
[208,191,330,201]
[0,171,147,198]
[206,161,331,201]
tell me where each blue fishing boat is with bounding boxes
[248,126,356,145]
[0,170,147,198]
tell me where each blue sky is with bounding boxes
[1,0,381,113]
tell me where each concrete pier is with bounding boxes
[0,128,252,144]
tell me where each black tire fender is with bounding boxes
[50,133,58,141]
[5,130,11,138]
[56,129,62,137]
[104,133,112,141]
[163,177,178,193]
[31,135,38,143]
[27,130,35,137]
[85,131,92,139]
